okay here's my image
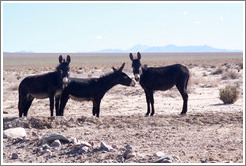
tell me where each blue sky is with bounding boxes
[2,1,244,52]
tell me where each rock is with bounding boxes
[124,144,133,150]
[43,149,52,155]
[123,150,136,159]
[34,147,42,154]
[81,146,89,152]
[12,137,24,144]
[112,144,118,149]
[88,141,94,147]
[69,137,78,144]
[32,131,39,137]
[156,155,173,163]
[80,141,92,147]
[117,155,125,163]
[84,131,90,135]
[154,151,165,158]
[201,158,208,163]
[3,127,26,139]
[157,159,172,163]
[173,155,182,162]
[7,137,13,141]
[42,144,50,150]
[43,133,69,144]
[100,141,114,151]
[50,139,61,147]
[11,153,18,159]
[103,160,118,163]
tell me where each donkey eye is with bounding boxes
[124,76,128,79]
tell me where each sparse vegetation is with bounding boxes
[236,63,243,72]
[3,52,244,163]
[221,70,241,80]
[219,85,239,104]
[211,66,225,75]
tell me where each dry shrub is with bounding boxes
[236,63,243,72]
[200,78,218,88]
[238,63,243,69]
[11,84,19,91]
[221,70,241,80]
[219,85,239,104]
[188,71,199,86]
[210,65,216,69]
[211,66,225,75]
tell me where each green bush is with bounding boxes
[219,85,239,104]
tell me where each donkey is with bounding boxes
[129,52,190,116]
[59,63,135,117]
[18,55,71,117]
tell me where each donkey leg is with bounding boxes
[49,95,55,117]
[176,84,188,115]
[95,100,101,118]
[144,89,151,116]
[149,91,155,116]
[55,96,60,116]
[59,92,69,116]
[92,101,97,116]
[18,96,27,118]
[23,98,34,117]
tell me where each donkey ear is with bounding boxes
[59,55,63,63]
[129,53,134,61]
[118,63,125,72]
[112,67,117,72]
[66,55,71,64]
[137,52,141,60]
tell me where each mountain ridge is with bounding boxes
[98,44,242,53]
[4,44,242,53]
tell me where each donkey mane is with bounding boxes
[99,71,119,81]
[55,62,69,71]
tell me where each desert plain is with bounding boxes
[1,52,244,163]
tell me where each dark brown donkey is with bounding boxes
[129,52,189,116]
[18,55,71,117]
[59,63,135,117]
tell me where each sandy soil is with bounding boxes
[2,53,244,164]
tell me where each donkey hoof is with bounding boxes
[180,112,186,115]
[150,113,154,116]
[145,114,149,117]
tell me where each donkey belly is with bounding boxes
[140,80,175,91]
[30,93,49,99]
[156,84,175,91]
[29,89,62,99]
[69,95,92,101]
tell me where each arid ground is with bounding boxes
[2,52,244,164]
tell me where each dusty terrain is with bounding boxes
[2,52,244,164]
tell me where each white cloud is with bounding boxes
[220,16,224,22]
[183,11,188,15]
[194,21,200,24]
[95,35,103,40]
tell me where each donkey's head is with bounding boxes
[56,55,71,87]
[129,52,142,82]
[112,63,135,87]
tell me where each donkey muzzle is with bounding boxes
[134,74,140,82]
[130,80,136,87]
[63,77,69,88]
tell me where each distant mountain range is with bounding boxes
[5,44,242,54]
[97,44,242,53]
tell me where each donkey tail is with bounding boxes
[185,71,190,91]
